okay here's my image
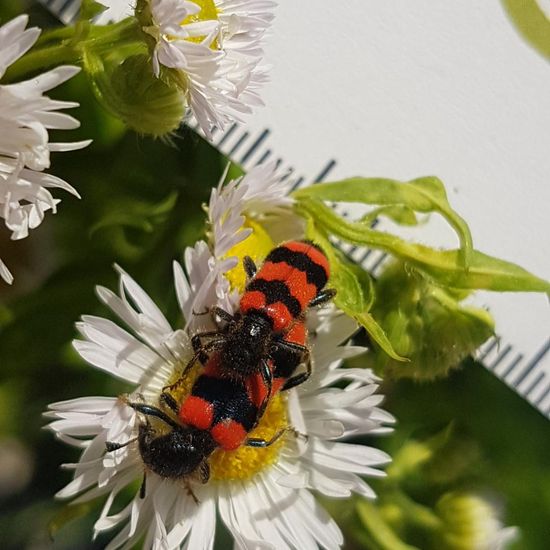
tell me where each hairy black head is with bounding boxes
[221,312,273,376]
[138,424,216,480]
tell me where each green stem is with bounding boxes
[392,491,443,532]
[356,500,419,550]
[35,25,76,46]
[4,18,142,82]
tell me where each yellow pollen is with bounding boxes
[181,0,219,46]
[210,393,289,481]
[224,219,275,292]
[164,363,201,404]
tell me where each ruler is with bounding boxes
[37,0,550,417]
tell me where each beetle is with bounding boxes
[184,240,335,410]
[106,319,309,497]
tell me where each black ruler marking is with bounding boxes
[369,252,389,276]
[477,337,500,362]
[489,344,512,371]
[313,159,337,183]
[217,123,238,148]
[510,338,550,389]
[290,176,305,192]
[240,129,270,165]
[227,131,249,157]
[280,167,295,181]
[525,372,545,400]
[500,353,524,380]
[533,383,550,407]
[256,149,272,165]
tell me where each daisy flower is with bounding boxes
[46,162,393,549]
[139,0,275,138]
[0,15,90,284]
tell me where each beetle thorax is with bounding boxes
[221,313,273,376]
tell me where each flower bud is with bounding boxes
[109,55,186,137]
[435,491,518,550]
[371,261,494,380]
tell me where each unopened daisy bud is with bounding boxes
[371,261,495,380]
[109,55,185,136]
[435,492,518,550]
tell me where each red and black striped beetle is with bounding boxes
[106,319,308,495]
[185,240,336,415]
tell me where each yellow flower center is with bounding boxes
[181,0,220,45]
[185,0,218,24]
[224,219,275,292]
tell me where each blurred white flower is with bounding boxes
[0,15,90,284]
[436,491,519,550]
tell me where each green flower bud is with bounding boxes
[109,55,186,137]
[435,492,518,550]
[371,261,495,380]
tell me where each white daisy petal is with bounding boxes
[0,17,87,283]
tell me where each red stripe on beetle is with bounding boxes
[179,396,214,430]
[258,262,317,310]
[240,290,266,314]
[265,301,293,332]
[284,241,331,277]
[284,320,307,346]
[211,419,248,451]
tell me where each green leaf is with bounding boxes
[48,502,96,539]
[305,218,406,361]
[79,0,108,21]
[502,0,550,60]
[356,311,408,362]
[293,175,473,265]
[90,191,178,260]
[360,205,419,226]
[356,500,421,550]
[296,200,550,293]
[418,249,550,293]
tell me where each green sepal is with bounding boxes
[293,175,473,266]
[370,261,495,380]
[305,218,406,361]
[296,199,550,293]
[79,0,108,21]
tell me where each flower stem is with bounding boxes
[356,500,419,550]
[3,18,142,83]
[392,491,442,532]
